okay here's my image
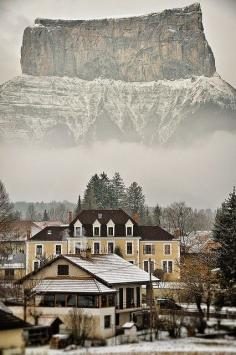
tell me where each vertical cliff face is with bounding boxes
[21,3,215,81]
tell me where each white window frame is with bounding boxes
[107,219,115,237]
[74,219,82,237]
[143,259,155,273]
[107,241,114,254]
[126,241,133,255]
[35,244,43,257]
[55,244,62,256]
[93,220,101,237]
[163,243,172,255]
[32,260,40,271]
[93,241,101,254]
[125,220,133,237]
[162,260,173,273]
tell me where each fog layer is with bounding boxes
[0,131,235,209]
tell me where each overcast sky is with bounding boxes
[0,0,236,86]
[0,0,235,208]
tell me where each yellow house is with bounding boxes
[26,209,180,280]
[0,306,29,353]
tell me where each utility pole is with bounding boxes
[149,257,153,341]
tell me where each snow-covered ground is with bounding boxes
[26,336,236,354]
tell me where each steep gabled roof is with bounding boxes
[29,226,69,241]
[71,209,138,226]
[139,226,174,241]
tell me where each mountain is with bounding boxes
[0,3,235,146]
[21,3,215,82]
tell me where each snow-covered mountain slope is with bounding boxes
[0,74,235,146]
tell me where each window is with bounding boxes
[136,287,141,307]
[94,242,100,254]
[57,264,69,276]
[107,242,114,254]
[163,260,173,273]
[55,245,62,255]
[126,226,132,236]
[78,295,97,308]
[36,245,42,256]
[144,260,154,273]
[67,294,77,307]
[104,315,111,328]
[33,261,39,271]
[41,294,55,307]
[55,294,66,307]
[128,260,134,264]
[143,244,155,255]
[126,242,133,255]
[108,227,114,236]
[4,269,14,279]
[164,244,171,255]
[144,260,149,272]
[75,227,81,237]
[75,242,81,254]
[47,230,52,235]
[101,294,115,307]
[94,227,100,236]
[126,288,134,308]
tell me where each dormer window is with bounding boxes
[108,227,114,236]
[94,227,100,236]
[93,220,101,237]
[74,220,82,237]
[98,213,103,219]
[127,227,132,236]
[107,219,115,237]
[75,227,81,237]
[47,229,52,235]
[125,220,133,237]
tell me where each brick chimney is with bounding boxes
[68,211,73,224]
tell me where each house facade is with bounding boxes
[16,252,158,340]
[26,209,180,281]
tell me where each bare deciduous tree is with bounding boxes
[66,308,93,345]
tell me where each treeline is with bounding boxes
[12,172,215,231]
[77,172,215,231]
[13,201,75,223]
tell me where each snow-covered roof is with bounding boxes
[33,279,116,294]
[65,254,159,285]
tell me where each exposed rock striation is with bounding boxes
[0,74,235,146]
[21,3,215,81]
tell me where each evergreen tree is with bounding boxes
[125,182,145,217]
[43,209,49,221]
[153,203,161,226]
[143,206,153,225]
[75,195,82,215]
[83,186,98,209]
[110,172,126,209]
[213,187,236,288]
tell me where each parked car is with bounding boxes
[155,297,182,310]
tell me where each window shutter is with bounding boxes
[143,245,146,254]
[151,245,155,254]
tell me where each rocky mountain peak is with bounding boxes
[21,3,215,82]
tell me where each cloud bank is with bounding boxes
[0,131,235,209]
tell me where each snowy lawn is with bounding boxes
[26,336,236,354]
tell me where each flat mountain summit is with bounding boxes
[0,3,235,146]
